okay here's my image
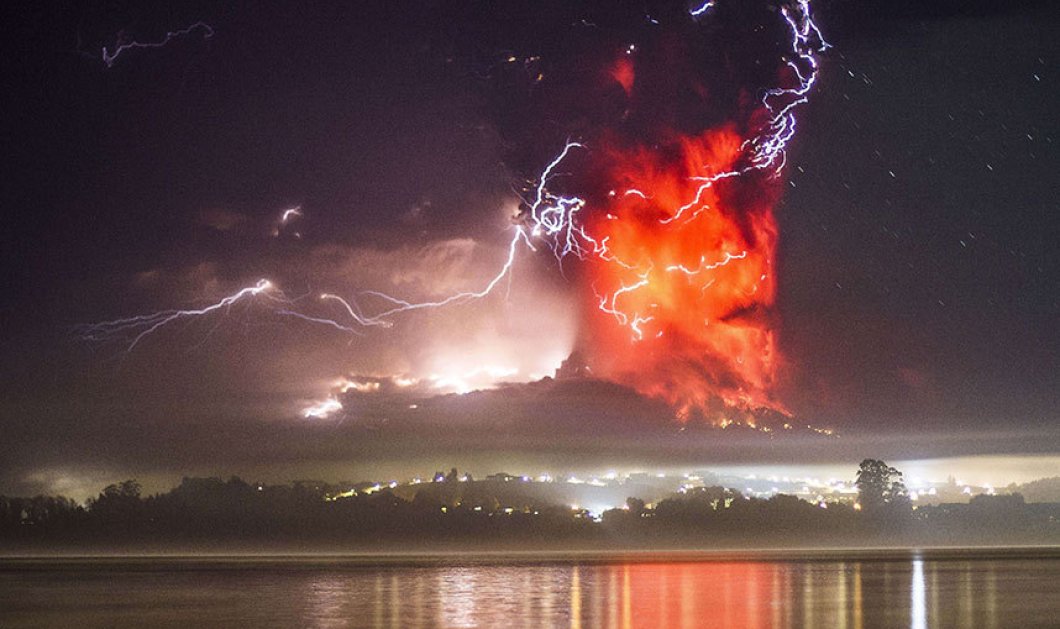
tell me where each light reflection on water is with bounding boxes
[910,558,925,629]
[1,554,1058,628]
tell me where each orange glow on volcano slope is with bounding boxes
[583,126,787,420]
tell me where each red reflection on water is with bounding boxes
[612,562,773,629]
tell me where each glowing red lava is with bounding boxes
[583,125,787,421]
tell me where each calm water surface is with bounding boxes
[1,551,1057,628]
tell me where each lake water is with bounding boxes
[1,550,1057,627]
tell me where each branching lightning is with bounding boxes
[102,21,214,68]
[78,279,279,350]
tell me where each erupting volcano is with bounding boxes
[79,0,827,427]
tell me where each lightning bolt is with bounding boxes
[356,226,535,321]
[689,1,716,18]
[77,279,280,350]
[102,21,214,68]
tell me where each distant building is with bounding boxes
[486,473,518,482]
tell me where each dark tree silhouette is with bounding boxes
[88,479,144,534]
[856,459,911,515]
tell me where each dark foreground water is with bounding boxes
[1,550,1058,628]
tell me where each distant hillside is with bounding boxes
[1009,477,1060,503]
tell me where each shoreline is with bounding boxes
[3,545,1059,567]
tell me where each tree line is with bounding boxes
[1,460,1056,549]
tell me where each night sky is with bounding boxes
[1,0,1057,497]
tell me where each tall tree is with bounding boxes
[855,459,910,514]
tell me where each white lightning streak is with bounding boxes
[359,226,535,321]
[79,279,278,350]
[102,22,214,68]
